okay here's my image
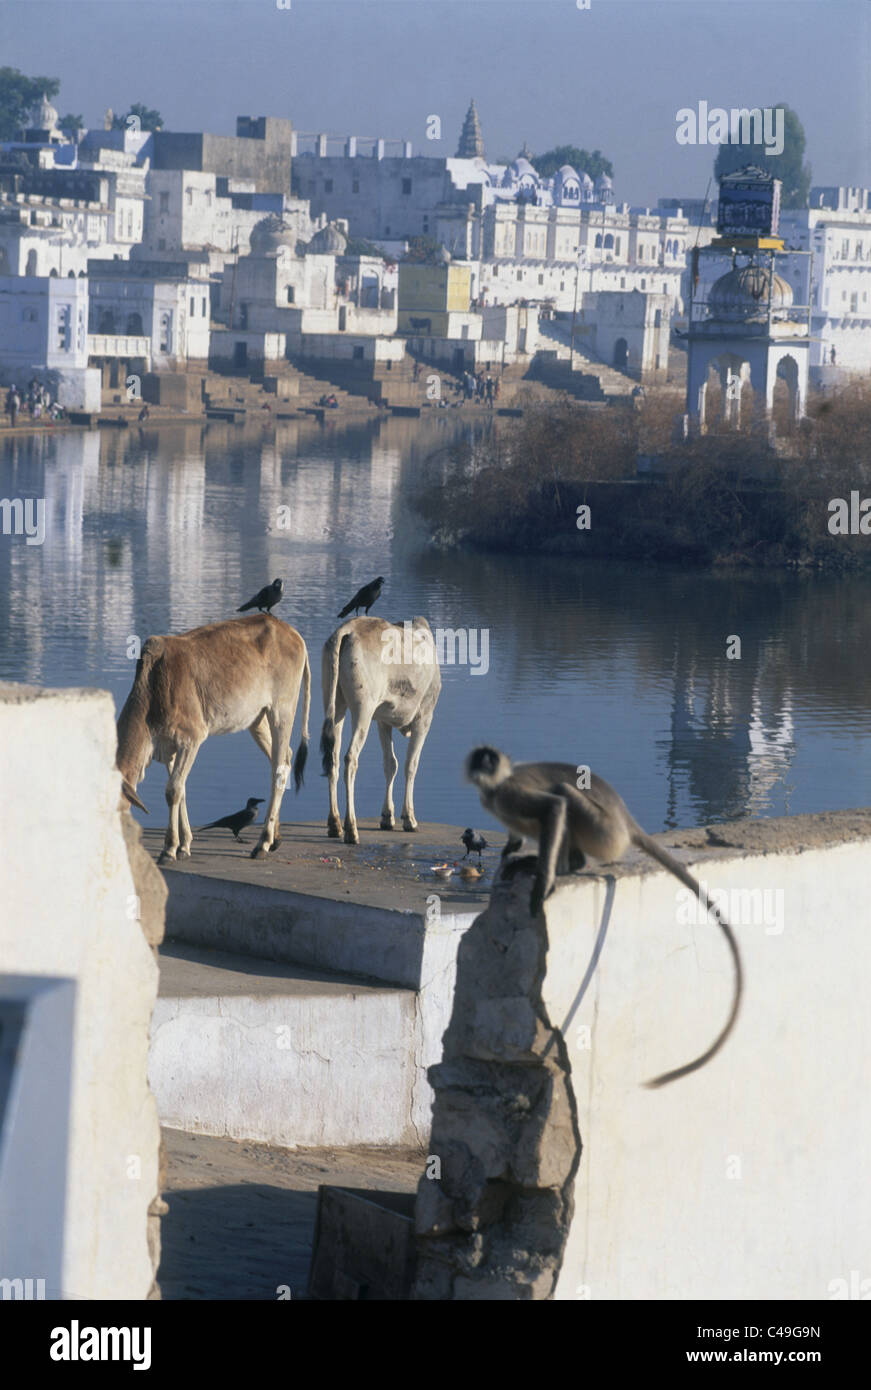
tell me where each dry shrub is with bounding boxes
[416,380,871,566]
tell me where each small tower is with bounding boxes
[456,100,484,159]
[686,165,811,438]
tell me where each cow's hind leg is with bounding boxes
[252,711,295,859]
[325,696,347,838]
[177,787,193,859]
[377,721,399,830]
[343,707,373,845]
[400,717,431,832]
[159,743,201,865]
[249,713,273,763]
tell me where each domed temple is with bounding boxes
[686,167,811,435]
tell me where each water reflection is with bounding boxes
[1,415,869,835]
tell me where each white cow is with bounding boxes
[320,616,442,844]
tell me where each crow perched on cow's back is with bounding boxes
[238,578,284,614]
[337,576,384,619]
[200,797,264,842]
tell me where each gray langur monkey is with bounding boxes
[464,746,742,1089]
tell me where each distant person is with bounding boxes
[5,387,19,425]
[830,345,837,365]
[138,404,149,422]
[485,376,494,405]
[412,360,420,382]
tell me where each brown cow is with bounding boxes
[117,614,310,862]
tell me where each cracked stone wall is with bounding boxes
[413,874,581,1299]
[0,683,166,1300]
[414,811,871,1300]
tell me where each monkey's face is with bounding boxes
[465,746,511,790]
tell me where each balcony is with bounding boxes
[87,334,150,360]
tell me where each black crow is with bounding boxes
[337,576,384,619]
[200,797,264,841]
[238,578,284,614]
[461,828,488,860]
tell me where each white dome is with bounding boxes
[249,215,296,255]
[31,94,59,131]
[307,222,348,255]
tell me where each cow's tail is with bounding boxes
[320,623,350,777]
[294,642,312,791]
[116,636,163,812]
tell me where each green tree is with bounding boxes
[531,145,614,181]
[0,68,60,139]
[345,237,392,262]
[713,104,811,208]
[58,113,84,138]
[112,102,164,133]
[402,235,445,264]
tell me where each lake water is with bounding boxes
[1,413,869,841]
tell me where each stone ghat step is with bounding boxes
[140,820,489,989]
[150,940,423,1150]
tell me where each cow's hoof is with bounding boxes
[379,817,395,830]
[402,821,418,833]
[327,821,341,838]
[157,850,176,866]
[269,837,281,853]
[343,828,359,846]
[251,845,268,860]
[177,848,191,860]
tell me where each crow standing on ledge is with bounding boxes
[199,797,264,842]
[461,828,488,860]
[337,576,384,619]
[238,578,284,614]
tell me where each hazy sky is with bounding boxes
[3,0,869,206]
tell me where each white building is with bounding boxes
[140,168,319,278]
[469,202,688,314]
[87,260,212,374]
[210,216,397,368]
[678,185,871,379]
[0,100,148,275]
[0,274,100,409]
[779,186,871,375]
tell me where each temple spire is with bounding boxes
[456,99,484,159]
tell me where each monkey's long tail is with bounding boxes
[633,831,743,1089]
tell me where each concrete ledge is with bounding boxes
[144,822,486,1137]
[151,943,422,1148]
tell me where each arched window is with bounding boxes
[126,312,144,335]
[603,233,614,250]
[98,309,115,333]
[594,233,603,249]
[25,250,38,275]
